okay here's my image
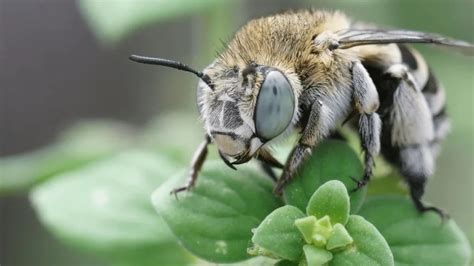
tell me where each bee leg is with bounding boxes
[351,113,382,190]
[256,149,284,182]
[407,172,448,220]
[380,65,447,218]
[274,144,312,195]
[171,135,210,195]
[259,161,278,181]
[256,149,284,169]
[274,100,326,195]
[401,147,448,219]
[351,61,381,190]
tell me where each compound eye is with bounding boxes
[255,71,295,140]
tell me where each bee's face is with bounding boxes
[198,63,300,164]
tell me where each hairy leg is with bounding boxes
[352,113,381,189]
[380,64,446,217]
[351,61,382,189]
[274,100,328,195]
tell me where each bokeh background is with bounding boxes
[1,0,472,265]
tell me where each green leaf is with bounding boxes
[303,245,333,265]
[252,206,306,261]
[310,216,333,248]
[283,140,366,214]
[359,196,472,265]
[331,215,394,266]
[78,0,232,45]
[274,260,298,266]
[222,256,277,266]
[31,151,191,266]
[152,161,282,263]
[366,175,408,197]
[306,180,350,225]
[294,216,318,244]
[327,223,353,250]
[140,113,205,164]
[1,120,134,195]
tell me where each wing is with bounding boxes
[336,29,474,54]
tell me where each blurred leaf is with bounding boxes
[367,175,408,197]
[140,113,204,164]
[152,161,283,263]
[359,196,471,265]
[283,140,367,214]
[251,206,306,261]
[0,120,134,195]
[221,256,277,266]
[306,180,350,225]
[331,215,394,266]
[31,151,192,266]
[78,0,233,45]
[274,260,298,266]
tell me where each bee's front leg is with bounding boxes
[274,144,312,195]
[171,135,211,195]
[274,100,328,195]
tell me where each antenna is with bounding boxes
[129,55,213,89]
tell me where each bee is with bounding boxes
[130,10,473,217]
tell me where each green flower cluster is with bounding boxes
[249,180,393,265]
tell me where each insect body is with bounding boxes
[130,10,473,216]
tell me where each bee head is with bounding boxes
[128,55,299,166]
[199,62,299,165]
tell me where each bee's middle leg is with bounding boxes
[352,113,381,190]
[351,61,382,190]
[274,99,328,195]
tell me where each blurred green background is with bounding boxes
[0,0,472,265]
